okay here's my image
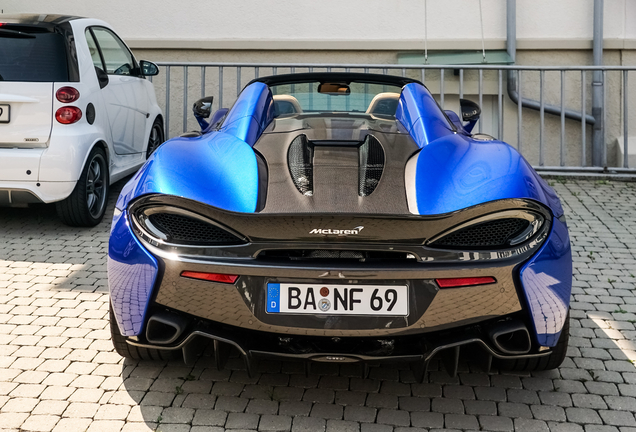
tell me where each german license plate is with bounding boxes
[266,283,408,316]
[0,105,9,123]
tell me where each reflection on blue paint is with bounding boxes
[395,83,454,148]
[108,208,158,337]
[411,134,549,215]
[220,81,275,146]
[116,131,259,213]
[520,217,572,347]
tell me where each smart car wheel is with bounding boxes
[109,304,177,361]
[146,119,164,159]
[56,147,109,227]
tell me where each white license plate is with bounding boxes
[0,104,9,123]
[266,283,408,316]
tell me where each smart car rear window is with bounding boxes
[0,30,69,82]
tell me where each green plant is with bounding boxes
[571,191,580,196]
[175,385,183,395]
[614,307,628,314]
[179,373,196,381]
[608,278,616,284]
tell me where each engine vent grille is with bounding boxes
[358,135,385,196]
[432,218,530,249]
[288,134,314,196]
[147,212,245,245]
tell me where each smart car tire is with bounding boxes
[496,311,570,372]
[109,305,177,361]
[146,119,164,159]
[56,146,109,227]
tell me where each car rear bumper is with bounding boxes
[0,181,76,205]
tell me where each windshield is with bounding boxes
[270,81,403,118]
[0,30,69,82]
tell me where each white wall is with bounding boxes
[2,0,634,48]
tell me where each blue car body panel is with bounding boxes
[395,83,455,148]
[108,208,159,337]
[116,131,259,213]
[410,134,548,215]
[110,74,572,348]
[520,217,572,346]
[219,81,275,146]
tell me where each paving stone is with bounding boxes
[259,414,292,432]
[410,411,444,428]
[325,420,360,432]
[479,415,514,431]
[292,416,326,432]
[278,401,312,417]
[192,409,227,426]
[226,412,260,429]
[344,406,376,423]
[310,403,343,420]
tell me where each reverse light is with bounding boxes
[436,276,496,288]
[55,106,82,124]
[56,86,80,103]
[181,271,238,284]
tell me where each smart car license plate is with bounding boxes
[0,105,9,123]
[266,283,408,316]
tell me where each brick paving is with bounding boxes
[0,178,635,432]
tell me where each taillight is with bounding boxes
[56,86,80,103]
[55,106,82,124]
[436,276,496,288]
[181,271,238,284]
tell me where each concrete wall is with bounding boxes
[3,0,635,168]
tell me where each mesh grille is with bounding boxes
[147,213,244,245]
[358,135,385,196]
[432,218,530,249]
[288,135,314,196]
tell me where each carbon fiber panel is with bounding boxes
[254,115,418,214]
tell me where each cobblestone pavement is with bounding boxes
[0,178,635,432]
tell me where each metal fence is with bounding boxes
[151,62,636,174]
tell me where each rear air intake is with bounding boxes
[288,135,314,196]
[358,135,385,196]
[132,207,247,246]
[147,213,245,245]
[431,218,531,249]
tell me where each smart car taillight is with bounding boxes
[55,106,82,124]
[56,86,80,103]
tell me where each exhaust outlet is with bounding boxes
[146,311,189,345]
[489,321,531,355]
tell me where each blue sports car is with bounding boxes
[108,73,572,379]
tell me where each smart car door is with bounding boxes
[87,26,148,155]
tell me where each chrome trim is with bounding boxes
[426,209,545,247]
[130,205,248,247]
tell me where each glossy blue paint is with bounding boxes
[411,134,551,215]
[108,208,159,337]
[395,83,454,148]
[219,81,275,146]
[519,217,572,347]
[116,131,259,213]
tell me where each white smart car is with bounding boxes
[0,14,163,226]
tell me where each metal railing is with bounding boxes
[151,62,636,174]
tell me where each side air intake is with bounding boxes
[358,135,385,196]
[288,135,314,196]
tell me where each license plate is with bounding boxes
[266,283,408,316]
[0,104,9,123]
